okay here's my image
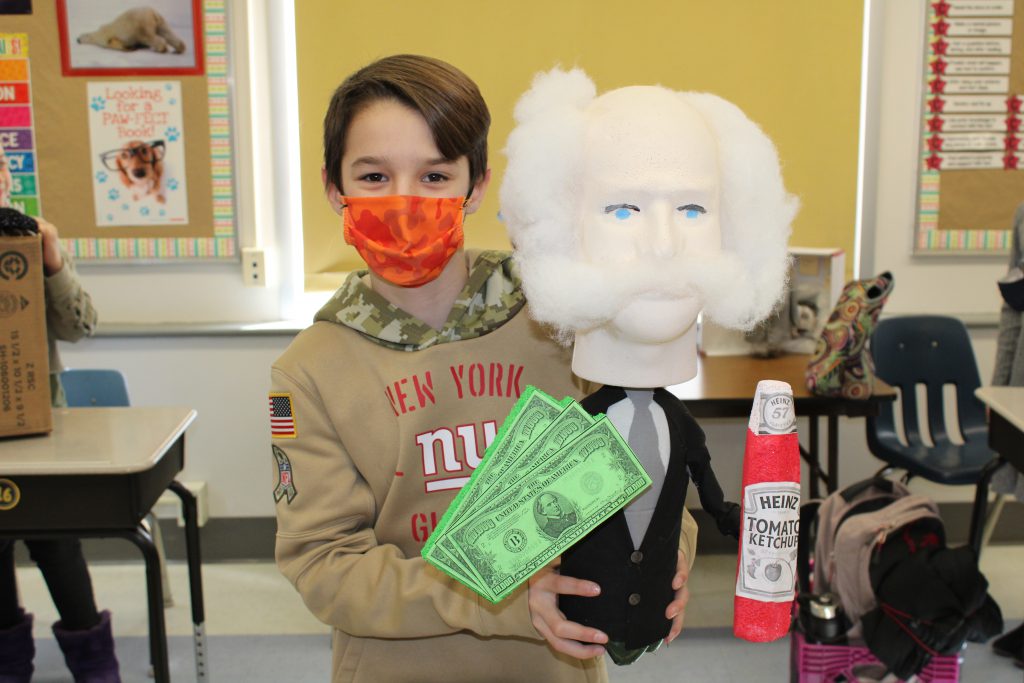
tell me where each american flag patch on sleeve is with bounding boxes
[269,393,297,438]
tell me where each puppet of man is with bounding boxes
[500,68,797,664]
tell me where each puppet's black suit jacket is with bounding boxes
[559,385,740,648]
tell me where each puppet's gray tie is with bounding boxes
[624,390,666,548]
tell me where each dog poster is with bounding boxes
[57,0,204,76]
[86,80,188,227]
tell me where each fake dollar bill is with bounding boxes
[423,397,598,593]
[422,388,651,602]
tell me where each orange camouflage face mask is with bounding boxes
[342,195,466,287]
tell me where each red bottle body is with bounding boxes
[734,381,801,643]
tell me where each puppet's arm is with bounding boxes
[684,420,741,538]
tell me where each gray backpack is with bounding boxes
[808,478,943,631]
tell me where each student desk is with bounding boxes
[0,407,204,683]
[971,386,1024,554]
[669,353,896,497]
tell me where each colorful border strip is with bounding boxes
[0,33,43,218]
[913,1,1012,255]
[67,0,236,261]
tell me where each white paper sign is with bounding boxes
[936,132,1006,151]
[946,37,1012,55]
[948,0,1015,16]
[943,57,1011,74]
[936,114,1009,132]
[86,81,188,226]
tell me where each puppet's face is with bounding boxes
[576,88,721,344]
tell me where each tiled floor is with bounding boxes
[15,544,1024,681]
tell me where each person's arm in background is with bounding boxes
[39,218,97,342]
[993,204,1024,386]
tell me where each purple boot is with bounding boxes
[52,610,121,683]
[0,609,34,683]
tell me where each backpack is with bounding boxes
[799,477,1004,678]
[807,477,942,630]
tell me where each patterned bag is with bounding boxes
[805,271,894,399]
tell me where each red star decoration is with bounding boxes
[1008,95,1023,112]
[927,116,945,132]
[927,136,944,151]
[926,153,943,170]
[932,19,950,35]
[928,97,945,113]
[929,78,946,94]
[933,38,949,55]
[1005,155,1019,170]
[1008,116,1022,132]
[932,1,950,16]
[1006,134,1021,150]
[930,58,948,75]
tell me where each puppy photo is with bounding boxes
[77,7,185,54]
[58,0,202,76]
[105,139,166,204]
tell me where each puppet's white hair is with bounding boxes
[500,67,799,337]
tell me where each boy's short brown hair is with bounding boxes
[323,54,490,195]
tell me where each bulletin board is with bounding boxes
[914,0,1024,255]
[0,0,236,261]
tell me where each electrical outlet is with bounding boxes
[242,247,266,287]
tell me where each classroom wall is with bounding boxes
[294,0,865,290]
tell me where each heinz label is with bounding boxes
[736,480,800,602]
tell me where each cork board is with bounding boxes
[915,0,1024,255]
[0,0,235,261]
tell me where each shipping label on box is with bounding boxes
[0,234,52,437]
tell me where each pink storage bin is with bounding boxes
[791,631,961,683]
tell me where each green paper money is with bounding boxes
[430,417,651,602]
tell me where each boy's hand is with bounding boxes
[37,218,64,275]
[527,557,607,659]
[665,548,691,644]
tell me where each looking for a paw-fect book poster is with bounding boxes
[86,80,188,226]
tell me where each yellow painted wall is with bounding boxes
[296,0,864,291]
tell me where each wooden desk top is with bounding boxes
[668,353,894,417]
[0,407,197,475]
[976,386,1024,433]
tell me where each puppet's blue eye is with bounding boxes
[679,204,707,219]
[605,204,640,220]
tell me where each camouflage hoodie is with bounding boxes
[314,250,525,351]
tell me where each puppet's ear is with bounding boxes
[513,67,596,124]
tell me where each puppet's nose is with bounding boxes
[644,204,676,259]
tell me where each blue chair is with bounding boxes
[865,315,1003,554]
[59,369,173,605]
[60,369,129,408]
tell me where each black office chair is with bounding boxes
[865,315,1003,554]
[60,369,173,605]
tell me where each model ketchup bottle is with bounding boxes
[734,379,801,642]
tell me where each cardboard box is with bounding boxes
[0,234,52,437]
[699,247,846,356]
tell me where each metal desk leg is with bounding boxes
[827,415,839,493]
[124,527,170,683]
[968,457,1005,558]
[169,480,207,682]
[808,416,820,499]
